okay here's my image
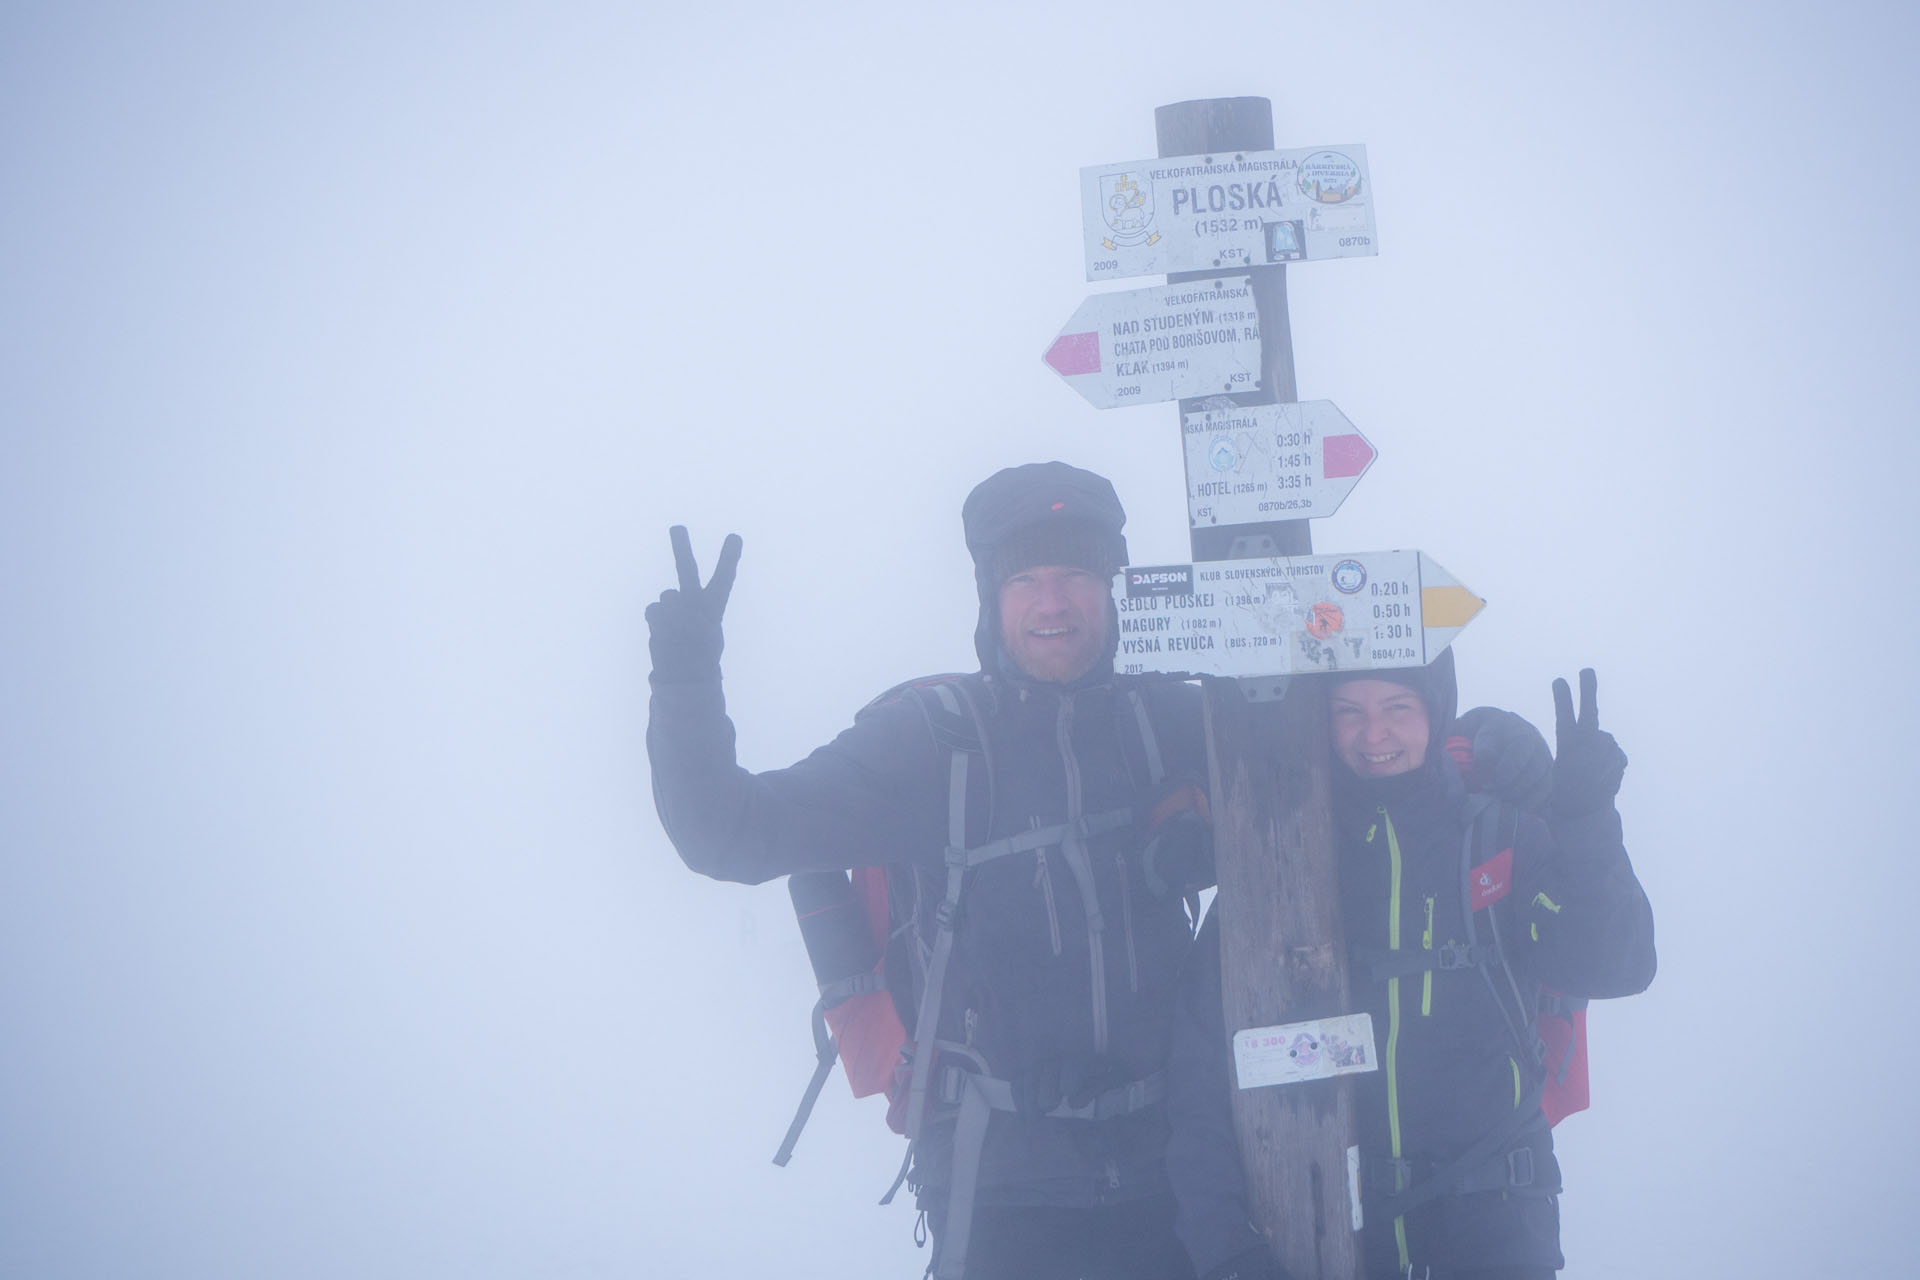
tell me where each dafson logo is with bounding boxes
[1125,565,1195,598]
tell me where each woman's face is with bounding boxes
[1329,679,1431,779]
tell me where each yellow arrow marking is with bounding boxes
[1421,585,1484,628]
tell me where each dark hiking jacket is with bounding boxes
[1165,740,1655,1278]
[649,660,1208,1208]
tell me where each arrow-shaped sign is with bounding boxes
[1043,277,1262,409]
[1185,401,1376,526]
[1111,551,1483,680]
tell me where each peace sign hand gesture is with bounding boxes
[1549,668,1628,817]
[646,526,744,685]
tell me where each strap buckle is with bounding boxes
[1436,942,1480,970]
[1507,1144,1535,1187]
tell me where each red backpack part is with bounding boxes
[775,866,911,1165]
[1446,734,1593,1130]
[1538,991,1591,1127]
[821,865,908,1102]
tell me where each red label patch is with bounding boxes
[1469,847,1513,910]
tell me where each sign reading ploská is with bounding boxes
[1082,146,1377,281]
[1043,277,1262,409]
[1112,550,1483,679]
[1186,401,1376,526]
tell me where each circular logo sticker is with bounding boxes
[1298,151,1363,205]
[1331,559,1368,594]
[1208,437,1239,472]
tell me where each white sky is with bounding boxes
[4,3,1916,1277]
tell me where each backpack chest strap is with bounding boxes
[947,807,1134,871]
[1351,941,1492,983]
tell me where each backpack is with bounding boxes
[771,673,984,1168]
[1455,786,1592,1131]
[774,861,910,1167]
[770,673,1183,1279]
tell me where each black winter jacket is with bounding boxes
[1165,752,1655,1278]
[649,663,1208,1208]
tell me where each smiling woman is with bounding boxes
[1328,678,1432,778]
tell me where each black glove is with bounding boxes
[1142,808,1213,901]
[1203,1243,1289,1280]
[1453,706,1552,812]
[1550,668,1627,816]
[646,526,742,685]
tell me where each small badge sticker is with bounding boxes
[1233,1012,1379,1090]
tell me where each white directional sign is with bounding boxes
[1081,145,1378,281]
[1112,551,1483,680]
[1043,277,1262,409]
[1185,401,1376,527]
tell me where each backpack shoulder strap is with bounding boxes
[1459,796,1547,1076]
[1118,681,1168,789]
[919,679,986,852]
[884,676,992,1205]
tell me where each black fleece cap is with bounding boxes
[962,461,1128,583]
[961,461,1128,674]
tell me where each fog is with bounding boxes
[4,3,1915,1276]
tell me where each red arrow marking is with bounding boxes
[1044,332,1101,377]
[1322,433,1375,479]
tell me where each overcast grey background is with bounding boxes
[4,2,1915,1276]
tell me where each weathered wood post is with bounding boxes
[1156,96,1361,1280]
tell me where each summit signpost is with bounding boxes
[1046,96,1488,1280]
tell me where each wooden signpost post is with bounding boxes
[1158,95,1361,1280]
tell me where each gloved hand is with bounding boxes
[1142,780,1214,900]
[1550,668,1628,817]
[1452,706,1553,811]
[1142,809,1211,900]
[1202,1243,1290,1280]
[646,525,743,685]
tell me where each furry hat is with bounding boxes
[960,462,1128,675]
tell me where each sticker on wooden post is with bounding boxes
[1232,1012,1379,1089]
